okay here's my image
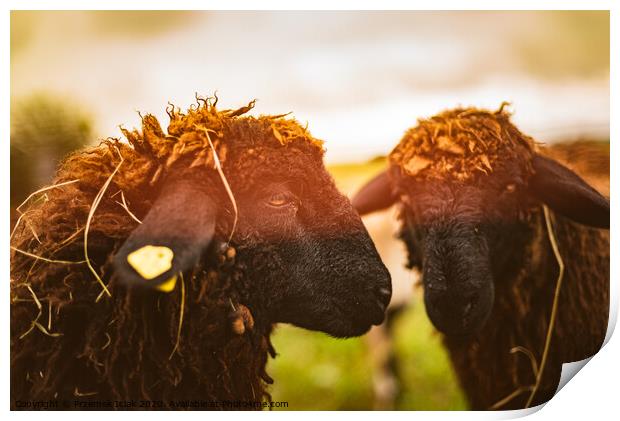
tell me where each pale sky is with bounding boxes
[11,11,609,163]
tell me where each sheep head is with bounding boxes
[111,97,391,338]
[353,105,609,336]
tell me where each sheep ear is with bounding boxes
[113,178,217,292]
[529,154,609,229]
[352,171,397,216]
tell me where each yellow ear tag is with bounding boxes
[127,245,177,292]
[156,275,178,293]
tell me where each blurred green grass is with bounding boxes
[268,160,468,410]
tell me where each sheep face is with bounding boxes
[352,107,609,336]
[394,174,508,336]
[228,146,392,338]
[113,108,392,339]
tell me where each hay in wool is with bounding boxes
[390,103,537,181]
[10,96,324,408]
[388,107,609,409]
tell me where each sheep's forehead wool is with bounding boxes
[121,97,324,171]
[390,104,536,182]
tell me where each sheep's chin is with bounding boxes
[280,307,383,339]
[426,301,493,337]
[318,320,374,339]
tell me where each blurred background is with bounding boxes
[10,10,609,410]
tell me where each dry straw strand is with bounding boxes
[16,179,80,214]
[115,190,142,224]
[12,212,41,244]
[102,332,112,351]
[17,284,62,339]
[490,205,565,410]
[489,385,535,410]
[74,388,97,397]
[12,180,80,242]
[84,147,124,300]
[197,125,238,243]
[168,272,186,360]
[48,301,52,331]
[525,205,565,408]
[510,346,539,378]
[11,246,86,265]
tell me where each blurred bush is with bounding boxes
[10,94,93,208]
[516,11,609,78]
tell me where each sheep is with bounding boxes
[10,96,392,409]
[352,105,609,410]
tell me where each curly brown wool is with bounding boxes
[389,107,609,409]
[390,103,536,181]
[10,97,322,409]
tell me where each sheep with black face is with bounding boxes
[353,105,609,409]
[10,97,391,408]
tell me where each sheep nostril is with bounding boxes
[463,295,478,316]
[376,299,386,312]
[378,287,391,299]
[371,300,387,325]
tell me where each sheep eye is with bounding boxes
[267,192,293,208]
